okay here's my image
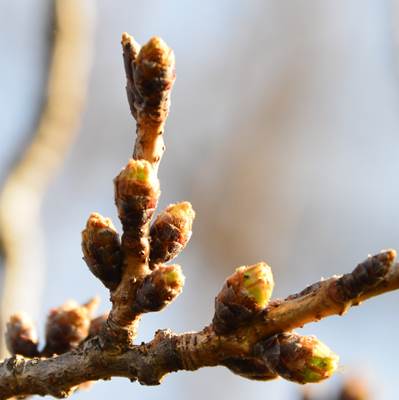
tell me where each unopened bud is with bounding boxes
[223,357,278,381]
[134,37,176,122]
[45,299,97,355]
[114,160,160,235]
[150,202,195,265]
[213,262,274,334]
[82,213,122,290]
[5,312,39,357]
[256,332,339,384]
[338,249,396,301]
[135,264,185,312]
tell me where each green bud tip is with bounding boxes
[302,337,339,383]
[231,262,274,309]
[158,264,185,289]
[119,159,159,187]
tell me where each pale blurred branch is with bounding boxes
[0,0,95,358]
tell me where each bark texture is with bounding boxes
[0,254,398,398]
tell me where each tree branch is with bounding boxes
[0,253,398,399]
[1,31,398,399]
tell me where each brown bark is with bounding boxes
[0,255,398,399]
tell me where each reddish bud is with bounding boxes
[135,264,185,312]
[150,202,195,266]
[82,213,122,290]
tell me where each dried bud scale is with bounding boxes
[223,357,278,381]
[121,32,141,119]
[150,202,195,266]
[213,262,274,334]
[82,213,123,290]
[5,313,39,357]
[256,332,339,384]
[135,264,185,312]
[45,300,96,355]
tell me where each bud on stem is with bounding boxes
[82,213,122,290]
[44,298,98,355]
[5,313,39,357]
[213,262,274,334]
[256,332,339,384]
[135,264,185,312]
[114,160,160,245]
[150,202,195,266]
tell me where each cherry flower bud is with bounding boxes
[82,213,122,290]
[135,264,185,312]
[114,160,160,242]
[256,332,339,384]
[213,262,274,334]
[150,202,195,266]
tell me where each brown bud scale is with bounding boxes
[82,213,123,290]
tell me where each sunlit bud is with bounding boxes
[213,262,274,334]
[82,213,122,290]
[150,202,195,265]
[256,332,339,384]
[114,160,160,234]
[5,312,39,357]
[134,37,176,122]
[135,264,185,312]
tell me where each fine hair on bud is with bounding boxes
[135,264,185,312]
[45,300,96,355]
[255,332,339,384]
[213,262,274,334]
[82,213,123,290]
[150,202,195,266]
[5,312,39,357]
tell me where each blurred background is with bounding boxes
[1,0,399,399]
